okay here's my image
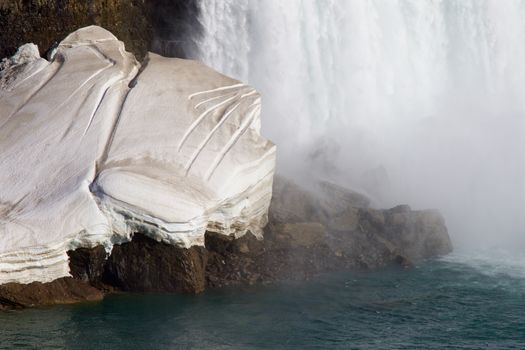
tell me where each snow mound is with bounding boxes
[0,26,276,284]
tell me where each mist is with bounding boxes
[183,0,525,251]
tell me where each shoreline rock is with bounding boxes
[0,177,452,309]
[0,278,103,310]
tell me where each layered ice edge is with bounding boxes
[0,26,276,284]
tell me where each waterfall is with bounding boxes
[192,0,525,249]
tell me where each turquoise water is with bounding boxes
[1,255,525,349]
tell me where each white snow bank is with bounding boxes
[0,26,276,284]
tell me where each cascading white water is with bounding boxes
[194,0,525,250]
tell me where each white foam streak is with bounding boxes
[442,249,525,280]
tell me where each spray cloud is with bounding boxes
[183,0,525,251]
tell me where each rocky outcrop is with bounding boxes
[67,246,108,286]
[270,176,452,264]
[0,278,103,309]
[0,0,152,60]
[0,0,200,60]
[204,177,452,288]
[104,235,208,293]
[205,228,341,288]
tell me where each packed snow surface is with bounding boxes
[0,26,276,284]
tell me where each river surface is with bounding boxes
[1,253,524,349]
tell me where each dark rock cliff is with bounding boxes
[0,0,200,60]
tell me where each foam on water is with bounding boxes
[442,249,525,280]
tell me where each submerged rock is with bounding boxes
[0,26,275,285]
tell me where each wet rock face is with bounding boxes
[0,0,152,60]
[149,0,202,58]
[63,229,341,293]
[0,0,201,60]
[104,234,208,293]
[66,234,209,294]
[68,246,108,286]
[205,229,342,288]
